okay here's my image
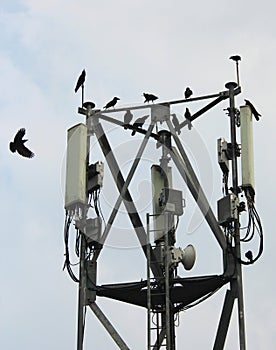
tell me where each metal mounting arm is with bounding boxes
[179,86,241,129]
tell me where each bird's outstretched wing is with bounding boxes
[14,128,26,143]
[17,143,34,158]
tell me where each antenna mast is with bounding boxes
[63,75,263,349]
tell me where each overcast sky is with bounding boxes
[0,1,275,349]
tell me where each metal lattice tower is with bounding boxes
[63,78,263,349]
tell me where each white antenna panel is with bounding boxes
[240,105,255,192]
[65,123,87,210]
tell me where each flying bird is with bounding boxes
[74,69,86,93]
[131,115,149,136]
[9,128,34,158]
[123,110,133,129]
[143,93,158,103]
[244,99,261,121]
[245,250,253,263]
[184,87,193,99]
[229,55,241,62]
[171,114,181,135]
[103,97,120,109]
[184,108,192,130]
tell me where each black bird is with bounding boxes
[184,108,192,130]
[184,87,193,99]
[171,114,181,135]
[131,115,149,136]
[9,128,34,158]
[143,93,158,103]
[244,99,261,121]
[229,55,241,62]
[74,69,86,93]
[245,250,253,263]
[103,97,120,109]
[123,110,133,129]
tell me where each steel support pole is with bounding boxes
[236,62,240,86]
[90,303,130,350]
[77,234,86,350]
[159,132,175,350]
[213,289,235,350]
[226,82,246,350]
[81,84,84,107]
[76,108,92,350]
[153,328,166,350]
[164,223,176,350]
[164,211,172,350]
[146,214,151,350]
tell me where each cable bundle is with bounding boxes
[63,212,79,282]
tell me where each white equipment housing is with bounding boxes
[151,165,172,242]
[65,123,87,210]
[240,105,255,192]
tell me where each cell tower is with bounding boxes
[64,75,263,349]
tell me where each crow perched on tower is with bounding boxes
[171,114,181,135]
[9,128,35,158]
[131,115,149,135]
[123,110,133,129]
[244,99,261,121]
[143,93,158,103]
[74,69,86,93]
[184,87,193,99]
[103,97,120,109]
[184,108,192,130]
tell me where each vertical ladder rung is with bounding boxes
[147,213,170,349]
